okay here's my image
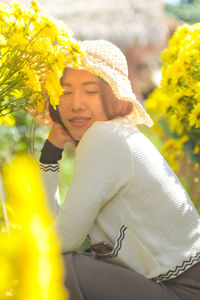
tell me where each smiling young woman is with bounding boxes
[37,40,200,300]
[49,68,133,143]
[49,68,108,142]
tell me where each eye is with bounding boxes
[63,91,72,95]
[86,90,99,95]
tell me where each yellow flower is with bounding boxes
[145,88,170,117]
[7,33,28,49]
[32,37,53,56]
[167,115,184,136]
[193,83,200,101]
[0,110,15,126]
[22,66,41,93]
[10,89,24,99]
[0,231,19,291]
[0,0,82,120]
[162,135,188,172]
[15,19,26,33]
[54,51,65,70]
[169,24,193,48]
[11,1,24,17]
[38,17,60,43]
[161,46,178,65]
[189,103,200,128]
[3,155,49,226]
[194,145,200,154]
[162,139,180,172]
[31,0,41,13]
[1,154,68,299]
[36,98,45,113]
[146,22,200,169]
[45,68,63,109]
[0,34,6,46]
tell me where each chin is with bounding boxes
[70,130,85,142]
[66,123,92,142]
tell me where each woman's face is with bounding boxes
[58,68,108,141]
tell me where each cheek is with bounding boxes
[58,99,70,116]
[90,97,106,116]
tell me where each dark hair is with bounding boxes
[49,70,133,122]
[49,103,62,123]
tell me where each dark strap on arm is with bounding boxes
[39,139,64,164]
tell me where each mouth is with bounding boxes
[69,117,92,128]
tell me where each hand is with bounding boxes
[48,122,75,149]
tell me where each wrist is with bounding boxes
[47,137,65,150]
[39,139,64,164]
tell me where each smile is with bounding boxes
[69,118,91,128]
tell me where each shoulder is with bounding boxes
[80,118,133,148]
[77,117,134,153]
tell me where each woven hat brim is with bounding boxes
[80,54,153,127]
[27,44,153,127]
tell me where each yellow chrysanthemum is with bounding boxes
[10,89,24,99]
[32,37,53,56]
[7,33,28,49]
[11,1,24,16]
[0,111,15,126]
[1,154,68,299]
[162,135,189,172]
[36,99,45,113]
[54,51,66,70]
[194,145,200,154]
[22,66,41,93]
[31,0,41,13]
[145,88,170,117]
[0,0,83,122]
[169,24,194,49]
[161,46,178,65]
[45,68,63,109]
[146,22,200,174]
[168,115,184,136]
[189,103,200,128]
[0,34,6,46]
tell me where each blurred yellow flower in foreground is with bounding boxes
[0,110,15,126]
[0,154,68,300]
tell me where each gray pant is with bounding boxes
[62,252,200,300]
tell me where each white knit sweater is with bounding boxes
[40,117,200,282]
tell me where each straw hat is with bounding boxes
[28,40,153,127]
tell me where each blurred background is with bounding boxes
[0,0,199,209]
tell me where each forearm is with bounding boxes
[39,139,63,215]
[40,139,63,164]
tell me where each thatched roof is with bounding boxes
[39,0,169,47]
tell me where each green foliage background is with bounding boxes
[0,110,48,165]
[0,110,75,205]
[165,0,200,23]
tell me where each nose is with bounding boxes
[71,91,86,112]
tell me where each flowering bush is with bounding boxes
[145,23,200,169]
[0,0,83,122]
[0,154,68,299]
[0,1,84,297]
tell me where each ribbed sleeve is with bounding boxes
[40,162,61,215]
